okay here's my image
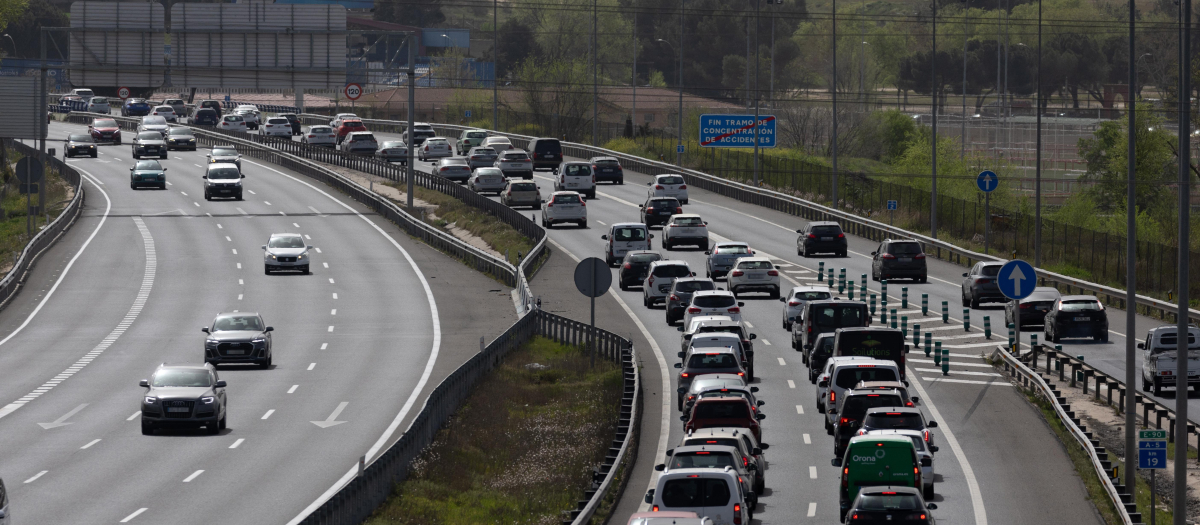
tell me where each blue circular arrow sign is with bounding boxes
[998,260,1036,300]
[976,170,998,193]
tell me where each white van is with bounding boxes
[555,161,596,199]
[601,222,652,266]
[645,467,752,525]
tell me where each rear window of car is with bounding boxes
[466,131,487,138]
[660,478,730,507]
[627,253,661,263]
[532,139,562,153]
[716,245,750,254]
[154,106,174,112]
[1061,300,1102,311]
[659,176,684,185]
[673,216,704,226]
[693,295,735,308]
[594,159,621,167]
[812,305,867,327]
[812,336,835,357]
[676,281,715,293]
[503,152,529,160]
[856,493,924,512]
[614,227,648,241]
[510,182,537,191]
[864,412,924,429]
[382,141,404,148]
[267,118,289,124]
[91,97,108,104]
[670,451,737,470]
[736,260,772,270]
[653,264,691,278]
[344,121,366,129]
[650,199,679,208]
[212,148,237,156]
[683,437,742,450]
[350,133,376,141]
[475,168,503,178]
[835,368,899,389]
[693,400,750,419]
[311,126,332,133]
[979,265,1002,276]
[94,119,117,127]
[888,242,923,255]
[687,352,739,369]
[554,194,581,204]
[563,164,592,176]
[793,290,831,301]
[224,116,243,122]
[841,394,904,417]
[811,225,842,236]
[472,148,496,155]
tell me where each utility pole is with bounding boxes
[1123,0,1138,499]
[632,9,637,135]
[832,0,839,209]
[962,0,968,159]
[931,0,939,238]
[493,0,498,130]
[592,0,598,145]
[753,0,761,186]
[770,16,775,106]
[1035,0,1042,266]
[677,0,685,166]
[1175,0,1192,521]
[745,16,751,108]
[407,34,416,210]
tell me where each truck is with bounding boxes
[832,327,909,381]
[1140,326,1200,396]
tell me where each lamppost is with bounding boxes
[1135,53,1152,97]
[658,9,684,167]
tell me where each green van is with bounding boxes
[832,435,923,521]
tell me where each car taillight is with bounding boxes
[623,263,632,269]
[679,184,687,189]
[881,253,896,259]
[768,270,778,276]
[656,185,664,189]
[924,430,931,442]
[440,167,449,172]
[743,456,749,467]
[681,372,689,378]
[424,145,429,151]
[829,391,835,403]
[838,233,845,238]
[675,207,682,213]
[907,400,914,407]
[669,294,679,301]
[646,207,655,213]
[738,371,745,376]
[307,134,315,138]
[733,504,742,524]
[727,307,740,314]
[1020,303,1032,309]
[807,233,817,239]
[652,505,659,512]
[840,417,850,425]
[592,175,596,183]
[731,270,744,277]
[789,300,801,306]
[842,467,849,488]
[915,254,926,259]
[975,278,988,284]
[687,307,701,313]
[648,276,654,285]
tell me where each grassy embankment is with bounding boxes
[0,143,73,272]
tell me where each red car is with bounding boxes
[88,118,122,144]
[335,119,367,144]
[681,397,764,442]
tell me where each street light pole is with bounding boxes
[493,0,498,130]
[1123,0,1138,498]
[962,1,968,160]
[656,0,685,167]
[1035,0,1042,267]
[832,0,839,209]
[592,0,598,145]
[931,0,939,239]
[1175,0,1192,521]
[754,0,761,186]
[860,41,869,102]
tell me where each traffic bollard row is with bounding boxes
[901,316,908,338]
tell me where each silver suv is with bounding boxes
[202,312,274,367]
[139,363,228,435]
[263,233,313,274]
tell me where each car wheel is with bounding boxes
[969,296,980,309]
[919,275,928,283]
[205,193,211,201]
[207,421,220,435]
[619,282,628,291]
[961,292,970,307]
[1143,376,1151,391]
[770,287,780,300]
[682,199,689,205]
[218,413,227,431]
[580,220,587,228]
[303,265,311,275]
[159,183,166,190]
[141,420,154,435]
[824,417,833,435]
[618,178,624,185]
[160,153,168,159]
[130,182,137,189]
[643,294,650,308]
[91,152,98,158]
[132,152,139,159]
[236,193,243,201]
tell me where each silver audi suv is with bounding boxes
[139,363,227,435]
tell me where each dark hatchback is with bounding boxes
[674,349,746,410]
[618,250,662,290]
[797,221,848,257]
[591,156,624,183]
[1044,295,1109,343]
[640,196,682,227]
[804,333,835,383]
[831,390,906,457]
[961,262,1005,308]
[65,134,98,158]
[871,239,927,282]
[278,113,302,134]
[1005,286,1061,328]
[844,486,938,524]
[191,107,220,126]
[665,277,717,325]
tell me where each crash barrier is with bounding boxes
[290,113,1200,325]
[0,140,84,312]
[293,308,638,525]
[992,345,1141,524]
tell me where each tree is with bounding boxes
[1076,107,1175,213]
[2,0,55,60]
[513,58,593,139]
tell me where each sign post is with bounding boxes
[998,259,1035,355]
[1139,429,1167,525]
[976,170,998,255]
[574,257,612,367]
[15,157,42,238]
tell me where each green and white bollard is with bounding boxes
[828,268,835,286]
[860,275,867,297]
[1008,323,1015,349]
[847,281,855,300]
[921,294,929,315]
[933,341,942,365]
[901,316,909,338]
[890,310,898,329]
[902,287,909,308]
[1030,333,1038,353]
[881,280,888,302]
[924,332,933,357]
[839,268,846,291]
[817,261,825,281]
[983,316,992,339]
[881,306,888,324]
[869,294,877,317]
[913,324,921,347]
[962,309,970,331]
[941,301,949,323]
[941,344,950,375]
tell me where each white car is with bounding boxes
[86,96,111,114]
[554,161,596,199]
[496,148,533,179]
[483,135,513,152]
[645,469,750,525]
[780,285,832,331]
[340,131,378,153]
[816,356,877,412]
[661,213,709,250]
[138,115,170,137]
[151,105,177,122]
[643,260,693,307]
[727,256,780,298]
[330,112,359,129]
[218,115,247,132]
[262,233,313,275]
[649,173,689,204]
[262,117,293,137]
[418,137,453,162]
[468,167,508,195]
[302,125,337,147]
[683,290,743,327]
[541,191,587,228]
[234,105,260,129]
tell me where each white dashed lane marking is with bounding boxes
[261,409,275,420]
[80,439,101,449]
[229,438,244,449]
[182,470,204,482]
[24,471,47,484]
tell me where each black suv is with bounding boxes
[528,137,563,172]
[665,277,717,325]
[618,250,662,290]
[961,262,1005,308]
[139,363,227,435]
[798,300,870,352]
[871,239,928,282]
[202,312,274,367]
[830,388,905,457]
[640,196,682,227]
[190,107,219,126]
[278,112,302,135]
[796,221,847,257]
[1044,295,1109,342]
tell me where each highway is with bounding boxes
[0,121,517,524]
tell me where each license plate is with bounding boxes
[545,154,554,158]
[750,274,765,280]
[568,183,578,187]
[900,258,912,263]
[167,407,189,412]
[1074,317,1090,322]
[219,189,231,193]
[659,211,671,215]
[821,237,833,241]
[227,349,244,355]
[1037,306,1049,311]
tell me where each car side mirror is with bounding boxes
[307,245,314,250]
[666,448,674,456]
[201,175,207,179]
[757,400,765,407]
[831,457,842,467]
[778,297,785,302]
[240,174,246,179]
[679,415,688,421]
[215,380,227,388]
[752,447,762,455]
[206,154,211,157]
[749,334,757,340]
[921,456,933,467]
[261,245,267,250]
[644,490,655,504]
[649,234,655,239]
[828,408,838,414]
[796,229,803,233]
[654,464,665,471]
[704,251,711,255]
[911,396,920,404]
[927,503,938,510]
[759,443,769,450]
[647,182,652,185]
[871,251,877,255]
[704,221,708,225]
[927,421,938,428]
[130,167,134,171]
[677,387,686,393]
[139,379,149,387]
[738,302,745,307]
[638,204,644,208]
[678,327,685,333]
[674,363,682,368]
[750,386,759,393]
[962,273,968,277]
[747,463,758,471]
[201,327,210,333]
[265,326,274,332]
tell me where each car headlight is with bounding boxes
[268,253,277,260]
[200,396,215,405]
[88,145,95,149]
[297,252,308,260]
[144,396,157,404]
[251,337,266,345]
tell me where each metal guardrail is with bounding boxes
[0,140,84,312]
[990,345,1140,524]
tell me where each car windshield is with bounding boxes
[269,236,305,248]
[143,117,166,125]
[152,369,212,388]
[856,493,924,511]
[794,290,832,301]
[659,176,684,185]
[888,242,922,255]
[673,216,704,226]
[628,253,661,263]
[841,394,904,417]
[835,369,899,389]
[693,295,736,308]
[510,183,537,191]
[811,225,842,236]
[864,412,924,429]
[594,159,620,167]
[670,451,737,470]
[443,158,468,166]
[1061,300,1102,312]
[213,315,263,331]
[687,352,739,369]
[428,138,448,145]
[137,132,161,140]
[614,227,647,241]
[68,134,94,142]
[660,478,730,507]
[653,265,691,278]
[564,164,591,176]
[212,148,237,156]
[94,119,117,127]
[208,168,240,180]
[134,160,162,170]
[466,131,487,138]
[168,128,193,137]
[736,260,772,270]
[693,400,750,419]
[676,281,716,293]
[650,199,679,208]
[267,118,288,124]
[554,194,581,204]
[716,245,750,254]
[503,152,529,160]
[812,305,867,328]
[979,265,1002,276]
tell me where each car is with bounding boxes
[640,196,682,228]
[603,223,653,266]
[686,332,755,381]
[401,123,436,146]
[218,114,247,132]
[591,156,624,184]
[139,363,228,435]
[86,96,111,114]
[121,97,151,117]
[69,88,95,99]
[129,159,167,189]
[197,99,223,117]
[455,128,489,155]
[163,98,187,117]
[131,131,168,159]
[679,316,756,356]
[64,133,98,158]
[675,347,747,411]
[189,107,219,126]
[375,141,409,163]
[466,146,499,169]
[871,239,928,282]
[704,242,754,279]
[853,380,919,407]
[203,163,245,200]
[682,290,743,327]
[727,257,780,298]
[262,117,293,137]
[151,105,177,122]
[665,277,717,325]
[483,135,513,152]
[843,485,938,524]
[829,388,907,457]
[961,261,1005,308]
[679,427,768,493]
[468,167,508,195]
[234,105,260,129]
[496,148,534,179]
[137,115,170,137]
[648,173,689,203]
[434,157,472,183]
[644,260,694,307]
[857,407,938,449]
[528,137,564,171]
[202,312,274,367]
[0,475,7,525]
[302,125,338,147]
[657,445,759,513]
[165,127,198,150]
[780,285,832,331]
[329,112,359,129]
[644,468,751,525]
[682,397,764,442]
[541,191,587,228]
[555,161,597,199]
[1044,295,1109,342]
[340,131,378,154]
[824,360,904,431]
[796,221,847,257]
[618,250,662,290]
[501,179,541,209]
[863,429,939,499]
[1140,326,1200,395]
[419,137,453,162]
[661,214,709,250]
[834,437,926,521]
[625,511,710,525]
[335,119,367,144]
[803,333,835,382]
[88,117,122,144]
[207,145,242,170]
[815,356,884,412]
[263,233,313,274]
[1006,286,1061,328]
[677,373,749,415]
[278,112,302,135]
[798,300,871,352]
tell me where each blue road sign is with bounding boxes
[224,95,231,102]
[677,144,685,154]
[997,260,1036,300]
[1139,448,1167,469]
[465,109,472,118]
[977,170,998,193]
[1139,440,1167,449]
[699,114,777,148]
[887,200,898,211]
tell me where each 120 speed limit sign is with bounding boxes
[344,83,363,100]
[117,86,131,100]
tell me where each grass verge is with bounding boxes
[0,144,74,272]
[386,182,534,267]
[365,336,623,525]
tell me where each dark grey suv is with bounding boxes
[961,262,1005,308]
[665,277,716,325]
[796,221,847,257]
[203,312,274,367]
[871,239,928,282]
[139,364,227,435]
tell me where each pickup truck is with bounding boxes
[1141,326,1200,396]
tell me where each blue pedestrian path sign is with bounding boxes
[976,170,998,193]
[699,114,776,148]
[997,260,1036,300]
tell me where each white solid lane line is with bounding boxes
[182,470,204,482]
[80,439,101,449]
[229,438,244,449]
[120,508,148,522]
[24,470,47,484]
[921,377,1014,386]
[905,368,989,525]
[261,409,275,420]
[288,385,298,394]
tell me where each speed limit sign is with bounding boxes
[344,83,363,101]
[117,86,131,100]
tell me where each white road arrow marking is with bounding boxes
[38,403,87,429]
[312,402,349,428]
[1007,264,1027,297]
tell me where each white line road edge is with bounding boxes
[906,368,988,525]
[246,161,443,525]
